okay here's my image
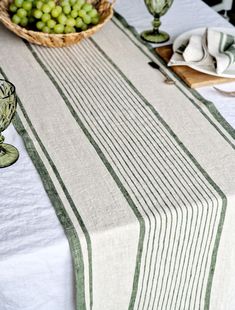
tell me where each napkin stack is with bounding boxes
[168,28,235,75]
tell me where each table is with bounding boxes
[0,0,235,309]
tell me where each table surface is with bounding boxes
[0,0,235,309]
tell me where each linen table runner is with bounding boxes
[0,14,235,310]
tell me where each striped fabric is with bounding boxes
[0,13,235,310]
[170,28,235,75]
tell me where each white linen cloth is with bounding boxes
[169,28,235,75]
[0,1,235,310]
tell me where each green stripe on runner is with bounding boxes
[112,13,235,145]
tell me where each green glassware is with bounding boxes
[141,0,174,43]
[0,80,19,168]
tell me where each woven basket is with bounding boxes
[0,0,114,47]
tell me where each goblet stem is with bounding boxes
[152,17,161,34]
[140,14,170,43]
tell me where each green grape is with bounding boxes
[9,3,18,12]
[69,0,76,5]
[57,13,67,24]
[22,1,32,11]
[14,0,24,8]
[78,9,86,18]
[63,5,71,14]
[75,17,83,28]
[20,16,28,26]
[91,16,99,24]
[17,8,27,18]
[88,8,97,18]
[66,17,75,26]
[47,1,55,9]
[82,14,91,24]
[12,14,21,24]
[81,23,87,30]
[42,3,51,13]
[41,12,51,22]
[82,3,92,12]
[51,5,62,17]
[47,19,56,28]
[36,20,45,29]
[64,25,75,33]
[54,24,64,33]
[33,9,43,18]
[72,3,81,11]
[70,9,78,18]
[60,1,69,6]
[76,0,85,6]
[36,1,43,9]
[42,25,50,32]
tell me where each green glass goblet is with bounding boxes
[0,79,19,168]
[141,0,174,43]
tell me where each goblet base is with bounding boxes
[141,29,170,43]
[0,143,19,168]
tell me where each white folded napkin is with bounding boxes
[168,28,235,75]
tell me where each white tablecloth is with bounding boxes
[0,0,234,309]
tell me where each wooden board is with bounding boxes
[155,45,235,88]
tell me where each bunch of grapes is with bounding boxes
[9,0,100,34]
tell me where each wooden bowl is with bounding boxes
[0,0,114,47]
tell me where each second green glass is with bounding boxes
[0,80,19,168]
[141,0,174,43]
